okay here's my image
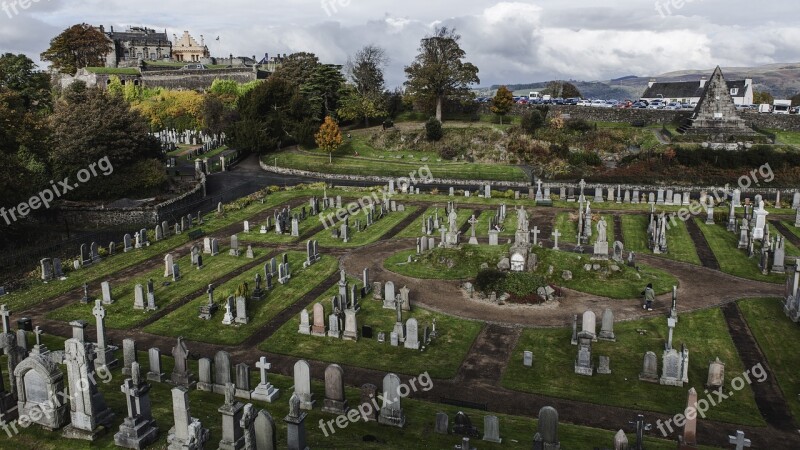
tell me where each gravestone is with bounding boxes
[101,281,114,305]
[581,310,597,340]
[311,303,326,337]
[598,308,616,341]
[255,409,277,450]
[453,411,480,437]
[343,309,358,341]
[378,373,406,427]
[598,356,611,374]
[113,362,159,449]
[235,363,252,400]
[536,406,560,450]
[435,412,449,434]
[147,348,164,383]
[14,351,69,429]
[134,284,145,310]
[483,415,502,443]
[197,358,213,392]
[523,351,533,367]
[170,337,193,387]
[298,309,311,335]
[213,351,233,394]
[62,338,115,440]
[706,357,725,389]
[122,338,137,376]
[404,318,420,350]
[167,387,209,449]
[322,364,349,415]
[639,351,659,383]
[252,356,280,403]
[293,360,315,410]
[284,393,309,450]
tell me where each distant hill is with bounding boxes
[484,63,800,100]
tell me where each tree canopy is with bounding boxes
[41,23,109,75]
[404,27,480,121]
[491,86,514,124]
[338,45,388,127]
[544,81,582,98]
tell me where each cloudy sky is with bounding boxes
[1,0,798,87]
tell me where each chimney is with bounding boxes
[648,78,656,88]
[699,76,707,88]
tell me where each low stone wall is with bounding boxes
[258,160,530,188]
[55,174,207,228]
[481,105,800,132]
[140,68,268,90]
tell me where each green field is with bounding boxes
[385,245,511,280]
[311,206,419,247]
[261,278,483,379]
[502,307,764,426]
[695,219,783,283]
[46,250,258,329]
[143,253,338,345]
[621,215,702,265]
[738,298,800,422]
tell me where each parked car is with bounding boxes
[590,99,605,107]
[577,99,591,107]
[647,100,665,109]
[664,102,681,110]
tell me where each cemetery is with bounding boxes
[5,20,800,448]
[2,179,800,449]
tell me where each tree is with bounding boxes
[404,27,480,121]
[491,86,514,124]
[272,52,321,86]
[520,109,545,135]
[315,116,343,163]
[0,53,51,110]
[49,85,164,199]
[425,117,443,141]
[232,76,312,153]
[41,24,109,75]
[301,63,345,120]
[753,91,774,105]
[339,45,388,127]
[791,93,800,107]
[544,81,582,98]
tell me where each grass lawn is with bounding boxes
[384,245,675,299]
[621,215,702,266]
[311,206,418,248]
[555,210,616,245]
[781,221,800,240]
[2,189,319,312]
[771,129,800,147]
[46,250,259,329]
[393,206,474,239]
[474,207,517,238]
[267,147,527,182]
[0,332,721,449]
[530,247,676,299]
[738,297,800,422]
[502,307,764,427]
[144,253,338,345]
[695,219,783,283]
[238,203,322,245]
[385,246,511,280]
[261,277,483,379]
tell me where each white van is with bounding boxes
[773,100,792,115]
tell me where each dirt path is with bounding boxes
[685,219,721,270]
[771,220,800,248]
[454,324,521,386]
[721,302,796,430]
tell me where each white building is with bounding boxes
[641,75,753,106]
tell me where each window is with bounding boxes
[730,88,738,95]
[713,113,723,121]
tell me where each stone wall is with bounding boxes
[55,174,207,229]
[480,105,800,132]
[140,68,267,90]
[258,160,530,188]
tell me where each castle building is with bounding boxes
[172,31,210,63]
[100,26,172,68]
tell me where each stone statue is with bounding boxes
[240,403,256,448]
[596,217,608,243]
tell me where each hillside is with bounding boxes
[486,62,800,100]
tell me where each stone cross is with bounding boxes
[532,226,540,246]
[579,179,586,196]
[93,300,107,349]
[0,304,10,334]
[468,215,478,241]
[536,179,543,192]
[552,230,561,250]
[34,326,43,347]
[256,356,272,383]
[667,318,676,350]
[728,431,751,450]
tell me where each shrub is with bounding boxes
[475,269,506,294]
[520,109,545,135]
[565,118,592,133]
[438,146,459,160]
[504,272,547,297]
[425,117,443,141]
